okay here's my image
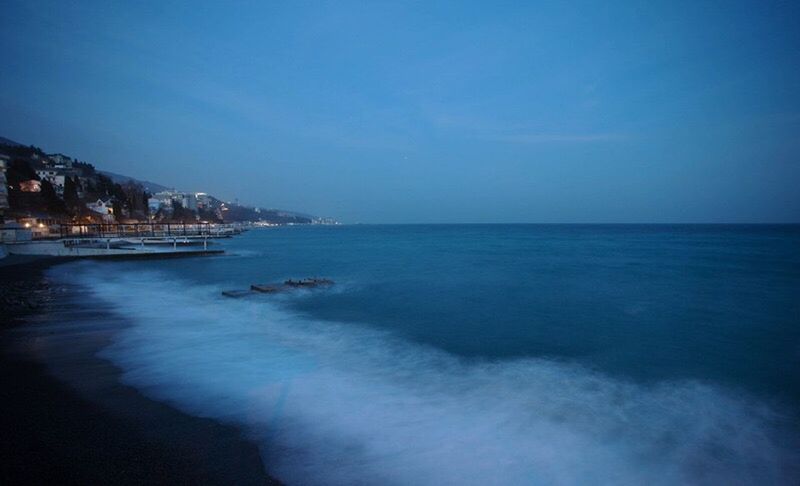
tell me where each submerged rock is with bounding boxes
[223,277,334,297]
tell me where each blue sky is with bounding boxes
[1,0,799,222]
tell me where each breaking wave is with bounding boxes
[75,269,796,485]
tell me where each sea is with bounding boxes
[35,225,800,485]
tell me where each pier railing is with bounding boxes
[46,222,244,240]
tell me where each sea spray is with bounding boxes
[64,267,798,486]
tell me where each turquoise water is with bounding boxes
[50,225,800,484]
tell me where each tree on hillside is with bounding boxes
[73,160,96,177]
[170,199,195,222]
[40,180,66,215]
[197,207,221,223]
[63,176,81,212]
[5,158,41,212]
[5,158,38,185]
[112,199,123,220]
[91,173,117,200]
[121,182,148,219]
[0,144,43,160]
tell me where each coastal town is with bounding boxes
[0,137,337,256]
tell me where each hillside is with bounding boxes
[99,171,170,194]
[0,136,22,147]
[0,136,329,225]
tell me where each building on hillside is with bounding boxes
[20,180,42,192]
[149,190,198,213]
[33,154,79,196]
[196,192,211,209]
[86,199,114,222]
[149,191,176,213]
[182,192,197,211]
[35,168,67,195]
[46,153,74,169]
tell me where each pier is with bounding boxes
[2,238,225,258]
[1,223,244,259]
[52,222,243,240]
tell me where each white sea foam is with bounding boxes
[76,269,796,485]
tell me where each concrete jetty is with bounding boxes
[223,278,334,297]
[251,278,334,293]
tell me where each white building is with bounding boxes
[182,192,197,211]
[86,199,114,222]
[35,169,66,195]
[150,190,197,212]
[196,192,210,208]
[150,191,178,211]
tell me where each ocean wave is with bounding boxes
[72,268,797,485]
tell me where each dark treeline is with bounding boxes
[2,143,149,222]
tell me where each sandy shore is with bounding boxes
[0,257,280,485]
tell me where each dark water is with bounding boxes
[44,225,800,485]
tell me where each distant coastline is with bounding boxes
[0,136,338,230]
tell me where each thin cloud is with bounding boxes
[490,133,628,143]
[425,107,628,144]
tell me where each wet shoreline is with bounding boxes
[0,258,280,485]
